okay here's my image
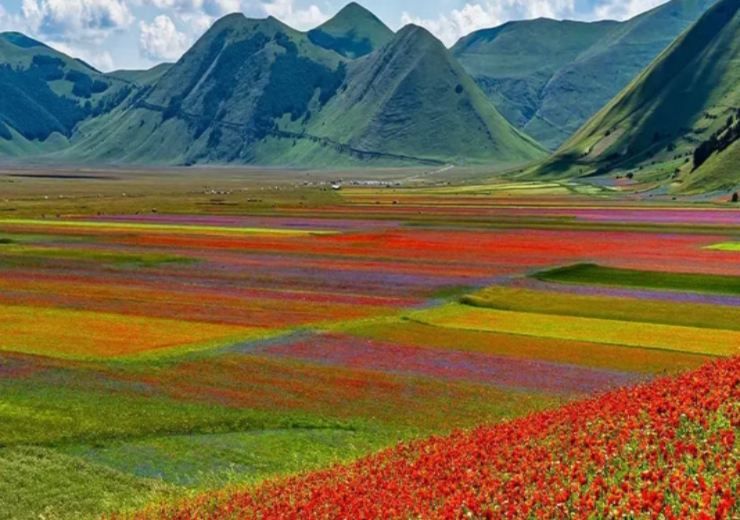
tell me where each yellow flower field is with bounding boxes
[410,304,740,357]
[0,304,260,359]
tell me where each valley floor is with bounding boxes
[0,167,737,519]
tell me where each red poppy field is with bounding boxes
[0,174,737,519]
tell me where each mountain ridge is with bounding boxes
[59,16,543,167]
[453,0,718,150]
[528,0,739,194]
[0,31,132,156]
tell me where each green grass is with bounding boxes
[0,446,172,520]
[60,428,395,489]
[0,351,413,518]
[461,285,740,330]
[679,139,740,194]
[534,263,740,296]
[0,369,354,446]
[0,218,335,236]
[707,242,740,251]
[0,244,195,268]
[0,232,79,243]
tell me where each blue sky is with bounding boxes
[0,0,668,71]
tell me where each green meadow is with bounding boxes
[534,263,740,296]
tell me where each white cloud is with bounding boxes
[593,0,666,20]
[262,0,328,30]
[21,0,134,43]
[178,11,217,34]
[139,14,189,61]
[401,0,577,46]
[50,40,116,70]
[147,0,241,17]
[145,0,246,46]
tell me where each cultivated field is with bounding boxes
[0,168,738,519]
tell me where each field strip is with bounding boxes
[534,263,740,295]
[0,219,336,236]
[706,242,740,251]
[339,320,711,375]
[408,304,740,357]
[461,285,740,330]
[0,303,267,359]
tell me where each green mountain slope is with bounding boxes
[453,19,616,140]
[68,17,543,167]
[67,15,348,165]
[531,0,740,194]
[453,0,716,150]
[0,33,132,156]
[307,25,545,165]
[109,63,174,87]
[308,2,393,58]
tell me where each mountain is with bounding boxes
[0,32,131,156]
[453,0,717,150]
[109,63,174,87]
[67,16,544,167]
[308,2,393,58]
[530,0,739,194]
[304,25,544,165]
[453,19,616,145]
[67,15,349,165]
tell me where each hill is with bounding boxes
[531,0,740,194]
[67,17,544,167]
[66,15,351,165]
[304,25,544,165]
[0,33,132,156]
[308,2,393,58]
[453,0,717,150]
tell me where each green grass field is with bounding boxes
[534,263,740,295]
[461,285,740,330]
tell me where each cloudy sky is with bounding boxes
[0,0,668,71]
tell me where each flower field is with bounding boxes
[0,303,260,358]
[409,304,739,356]
[0,178,738,519]
[142,356,739,519]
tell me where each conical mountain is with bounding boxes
[0,32,129,155]
[306,25,545,165]
[532,0,740,193]
[453,0,717,150]
[308,2,393,58]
